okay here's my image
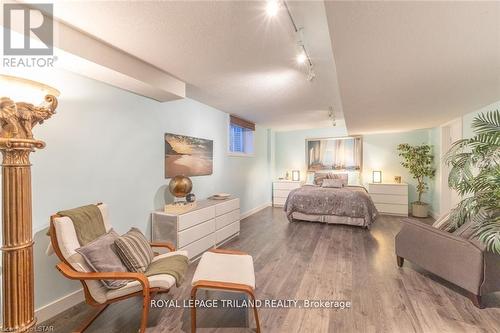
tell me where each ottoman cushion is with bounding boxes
[192,251,255,289]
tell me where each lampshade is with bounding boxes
[0,74,60,104]
[372,170,382,183]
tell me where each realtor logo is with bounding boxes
[3,3,53,56]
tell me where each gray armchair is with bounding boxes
[395,218,500,308]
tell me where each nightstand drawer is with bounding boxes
[273,182,301,190]
[273,189,291,198]
[375,203,408,216]
[273,197,287,206]
[369,184,407,196]
[371,193,408,205]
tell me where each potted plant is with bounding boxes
[445,110,500,253]
[397,144,436,217]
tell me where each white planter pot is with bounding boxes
[412,202,429,218]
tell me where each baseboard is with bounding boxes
[35,288,84,323]
[240,201,272,220]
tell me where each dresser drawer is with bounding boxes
[273,189,290,198]
[369,184,407,196]
[371,193,408,205]
[178,206,215,231]
[375,203,408,216]
[215,221,240,244]
[273,182,301,190]
[273,197,287,206]
[180,233,215,259]
[215,198,240,216]
[215,209,240,230]
[178,218,215,248]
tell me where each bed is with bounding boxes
[283,184,379,228]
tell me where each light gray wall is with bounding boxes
[362,129,434,209]
[1,68,272,311]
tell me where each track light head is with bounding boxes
[328,107,336,126]
[296,52,307,64]
[266,0,280,17]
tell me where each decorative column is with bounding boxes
[0,90,58,332]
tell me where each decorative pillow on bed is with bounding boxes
[313,173,328,186]
[329,173,348,186]
[322,179,344,188]
[314,172,349,186]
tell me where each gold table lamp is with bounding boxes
[0,75,59,332]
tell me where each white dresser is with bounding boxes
[368,183,408,216]
[273,180,302,207]
[152,198,240,260]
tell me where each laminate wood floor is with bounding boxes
[39,207,500,333]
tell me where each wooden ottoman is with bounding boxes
[191,248,260,333]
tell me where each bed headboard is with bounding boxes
[311,170,361,186]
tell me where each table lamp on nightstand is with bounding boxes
[372,170,382,183]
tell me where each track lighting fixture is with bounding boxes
[266,0,315,81]
[329,107,336,127]
[296,52,307,64]
[266,0,280,17]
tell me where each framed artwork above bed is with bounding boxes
[306,136,362,171]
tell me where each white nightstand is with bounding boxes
[273,180,302,207]
[368,183,409,216]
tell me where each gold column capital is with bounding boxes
[0,94,57,141]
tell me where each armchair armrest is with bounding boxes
[150,241,175,252]
[396,218,484,294]
[56,262,150,290]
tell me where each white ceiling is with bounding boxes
[44,0,343,131]
[325,1,500,134]
[21,1,500,133]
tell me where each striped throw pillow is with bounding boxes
[114,228,154,273]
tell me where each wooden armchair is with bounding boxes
[49,203,187,332]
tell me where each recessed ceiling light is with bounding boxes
[296,52,307,64]
[266,0,279,17]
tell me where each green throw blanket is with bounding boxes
[58,204,106,246]
[145,255,188,287]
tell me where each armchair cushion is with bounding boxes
[114,227,154,273]
[106,250,188,301]
[76,229,128,289]
[67,253,109,304]
[67,250,189,304]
